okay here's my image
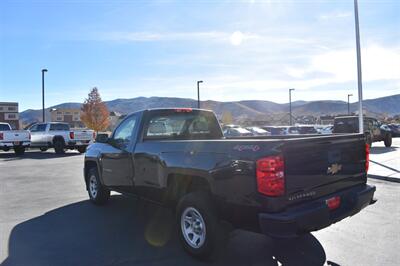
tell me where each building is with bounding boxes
[50,108,85,128]
[0,102,19,129]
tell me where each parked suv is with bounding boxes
[333,116,392,147]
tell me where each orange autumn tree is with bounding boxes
[81,87,109,132]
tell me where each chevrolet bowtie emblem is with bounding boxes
[327,163,342,175]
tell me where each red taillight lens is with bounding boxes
[175,108,192,113]
[92,132,96,139]
[326,196,341,210]
[0,132,3,140]
[28,132,31,140]
[69,132,74,139]
[256,155,285,197]
[365,143,370,173]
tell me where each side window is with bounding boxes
[37,124,47,132]
[112,115,137,150]
[29,125,38,132]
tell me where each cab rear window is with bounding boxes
[143,110,222,140]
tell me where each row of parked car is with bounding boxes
[223,116,400,148]
[0,122,95,155]
[223,124,333,137]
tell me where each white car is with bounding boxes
[29,122,94,154]
[0,122,31,155]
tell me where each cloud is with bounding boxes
[93,30,259,46]
[319,11,352,20]
[291,44,400,84]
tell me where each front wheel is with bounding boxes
[14,147,25,156]
[176,191,225,260]
[87,168,110,205]
[77,146,87,154]
[384,134,392,147]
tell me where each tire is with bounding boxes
[53,139,65,154]
[40,147,48,152]
[384,134,392,147]
[14,147,25,156]
[77,146,87,154]
[87,167,110,205]
[176,191,225,260]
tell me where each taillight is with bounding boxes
[326,196,341,210]
[0,132,3,140]
[29,132,31,140]
[256,155,285,197]
[365,143,370,173]
[175,108,192,113]
[92,132,96,139]
[69,132,74,139]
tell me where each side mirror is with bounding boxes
[96,133,109,143]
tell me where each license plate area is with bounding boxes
[13,141,20,145]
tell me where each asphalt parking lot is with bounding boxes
[0,140,399,266]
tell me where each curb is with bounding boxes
[368,174,400,183]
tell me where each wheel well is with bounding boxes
[84,161,98,189]
[166,174,211,204]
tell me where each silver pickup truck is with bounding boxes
[29,122,94,154]
[0,122,31,155]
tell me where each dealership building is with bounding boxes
[0,102,19,129]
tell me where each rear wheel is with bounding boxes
[87,167,110,205]
[14,147,25,156]
[53,139,65,154]
[384,134,392,147]
[40,147,48,152]
[77,146,87,154]
[176,191,225,260]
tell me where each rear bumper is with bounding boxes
[259,184,376,238]
[67,140,91,147]
[0,142,31,148]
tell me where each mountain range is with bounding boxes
[19,94,400,125]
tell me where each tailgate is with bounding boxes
[3,131,30,142]
[73,130,93,141]
[283,134,367,202]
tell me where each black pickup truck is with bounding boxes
[84,108,375,259]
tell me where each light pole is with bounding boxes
[197,80,203,109]
[289,88,295,125]
[41,69,48,122]
[347,94,353,115]
[354,0,363,132]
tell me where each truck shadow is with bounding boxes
[369,146,398,155]
[0,151,81,161]
[1,196,326,266]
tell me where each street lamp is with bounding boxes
[354,0,364,132]
[197,80,203,109]
[289,88,295,125]
[347,94,353,115]
[41,69,48,122]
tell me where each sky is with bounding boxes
[0,0,399,111]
